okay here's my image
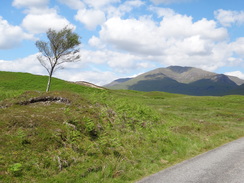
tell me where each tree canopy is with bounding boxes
[36,26,81,92]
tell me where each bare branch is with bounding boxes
[37,55,51,74]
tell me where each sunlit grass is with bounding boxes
[0,71,243,182]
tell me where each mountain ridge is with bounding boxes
[105,66,244,96]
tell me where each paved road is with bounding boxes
[137,137,244,183]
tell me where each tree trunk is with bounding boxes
[46,74,52,92]
[46,68,54,92]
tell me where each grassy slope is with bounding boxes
[0,71,244,182]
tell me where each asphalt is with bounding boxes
[136,137,244,183]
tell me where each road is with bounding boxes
[137,137,244,183]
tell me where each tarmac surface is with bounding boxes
[137,137,244,183]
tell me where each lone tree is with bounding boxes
[35,26,81,92]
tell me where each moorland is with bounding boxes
[0,71,244,182]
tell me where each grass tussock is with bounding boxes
[0,71,244,182]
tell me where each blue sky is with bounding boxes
[0,0,244,85]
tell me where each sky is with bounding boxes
[0,0,244,86]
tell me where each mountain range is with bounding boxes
[104,66,244,96]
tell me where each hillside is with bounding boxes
[104,78,132,88]
[0,71,244,182]
[106,66,244,96]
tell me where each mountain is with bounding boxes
[105,66,244,96]
[103,78,132,87]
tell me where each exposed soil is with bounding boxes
[73,81,105,90]
[17,96,71,105]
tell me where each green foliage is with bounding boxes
[0,89,22,101]
[35,26,81,91]
[0,71,244,182]
[8,163,23,177]
[36,26,80,59]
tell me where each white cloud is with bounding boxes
[0,54,44,74]
[56,70,117,86]
[94,11,234,72]
[106,0,144,18]
[75,9,106,30]
[162,41,232,71]
[115,0,144,15]
[225,71,244,79]
[13,0,75,34]
[231,37,244,57]
[84,0,120,8]
[0,17,33,49]
[215,9,244,27]
[57,47,155,84]
[149,7,176,17]
[99,14,228,56]
[88,36,106,49]
[0,48,152,85]
[12,0,49,8]
[58,0,85,10]
[150,0,191,4]
[174,35,213,56]
[61,0,144,30]
[22,9,73,34]
[100,17,163,55]
[123,0,144,7]
[159,15,228,41]
[79,49,150,73]
[106,51,143,72]
[6,2,244,85]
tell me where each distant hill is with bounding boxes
[103,78,132,88]
[105,66,244,96]
[73,81,105,90]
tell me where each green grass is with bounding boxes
[0,71,244,182]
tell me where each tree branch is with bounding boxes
[35,26,81,91]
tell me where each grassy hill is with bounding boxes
[0,71,244,182]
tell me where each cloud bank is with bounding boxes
[0,0,244,85]
[0,17,33,49]
[215,9,244,27]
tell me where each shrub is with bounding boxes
[8,163,23,177]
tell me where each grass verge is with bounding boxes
[0,71,243,182]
